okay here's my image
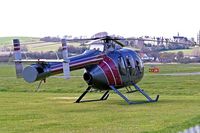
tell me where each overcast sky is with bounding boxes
[0,0,199,39]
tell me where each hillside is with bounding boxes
[0,37,81,52]
[0,37,40,46]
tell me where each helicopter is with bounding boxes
[13,36,159,105]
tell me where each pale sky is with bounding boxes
[0,0,199,39]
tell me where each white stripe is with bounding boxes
[103,61,117,85]
[14,46,20,49]
[62,46,67,48]
[107,56,122,84]
[51,67,63,71]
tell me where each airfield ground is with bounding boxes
[0,63,200,133]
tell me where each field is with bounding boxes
[160,47,200,56]
[0,63,200,133]
[28,42,81,52]
[161,48,193,55]
[0,37,83,52]
[0,37,40,46]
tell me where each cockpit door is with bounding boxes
[125,55,136,82]
[118,54,136,84]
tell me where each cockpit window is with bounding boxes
[138,57,144,68]
[126,56,136,76]
[89,44,104,52]
[128,56,135,68]
[118,56,126,75]
[135,58,143,73]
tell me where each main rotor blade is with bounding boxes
[125,37,195,45]
[110,39,125,47]
[69,36,126,47]
[84,39,102,45]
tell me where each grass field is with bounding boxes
[0,63,200,133]
[0,37,40,46]
[0,37,83,52]
[28,42,81,52]
[161,48,193,54]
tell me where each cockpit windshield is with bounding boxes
[89,44,104,52]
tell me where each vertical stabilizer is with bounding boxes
[13,39,23,78]
[61,39,70,79]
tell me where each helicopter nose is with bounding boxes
[83,66,109,89]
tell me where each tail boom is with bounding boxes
[22,50,104,83]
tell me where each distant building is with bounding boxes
[173,33,192,44]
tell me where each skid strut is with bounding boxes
[75,86,109,103]
[35,79,46,92]
[109,83,159,104]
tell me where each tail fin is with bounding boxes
[13,39,23,78]
[61,39,70,79]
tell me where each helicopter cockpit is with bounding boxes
[89,43,105,52]
[89,40,121,53]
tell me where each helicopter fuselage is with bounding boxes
[22,48,144,90]
[14,37,159,104]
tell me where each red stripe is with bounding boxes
[104,57,122,85]
[51,69,62,74]
[99,61,115,85]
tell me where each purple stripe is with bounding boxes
[71,58,102,66]
[50,58,103,73]
[71,55,100,64]
[51,64,62,69]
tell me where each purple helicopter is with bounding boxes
[13,36,159,104]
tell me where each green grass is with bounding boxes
[0,92,199,133]
[161,48,193,54]
[0,63,200,133]
[0,63,86,93]
[145,64,200,74]
[29,42,61,52]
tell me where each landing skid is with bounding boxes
[75,86,110,103]
[35,79,46,92]
[109,83,159,104]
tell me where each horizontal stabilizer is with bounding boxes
[14,59,64,63]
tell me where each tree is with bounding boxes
[192,47,200,56]
[176,51,184,62]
